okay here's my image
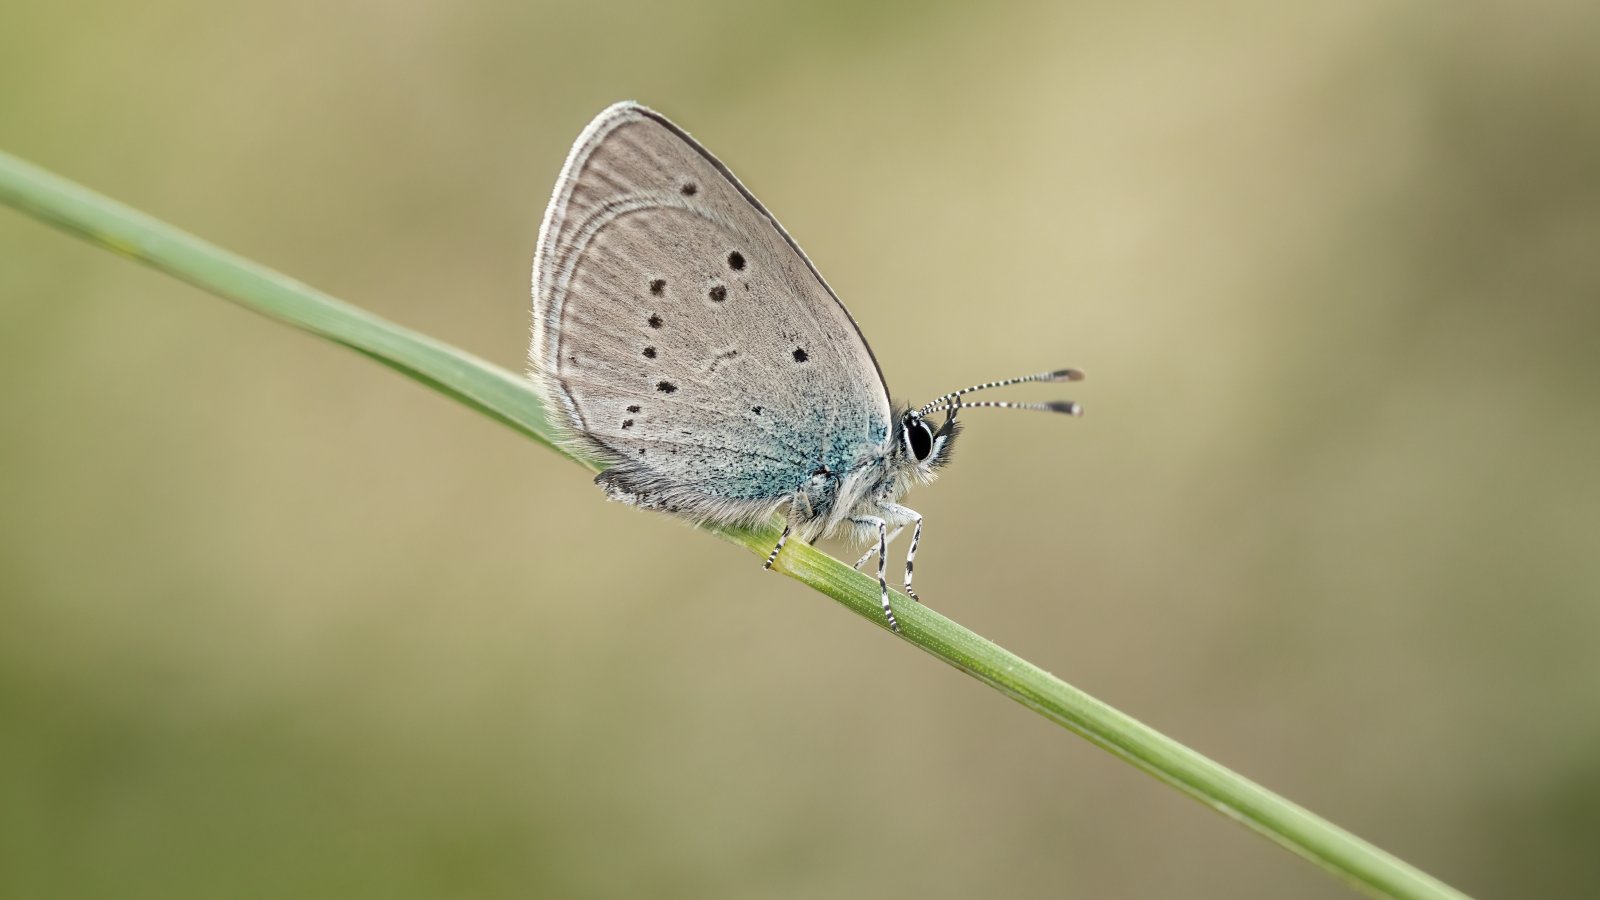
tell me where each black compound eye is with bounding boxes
[907,419,934,462]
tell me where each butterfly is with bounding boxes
[529,102,1082,631]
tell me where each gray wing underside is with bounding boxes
[529,102,892,524]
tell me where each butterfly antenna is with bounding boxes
[945,399,1082,416]
[916,369,1084,418]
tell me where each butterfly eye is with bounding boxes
[907,418,934,462]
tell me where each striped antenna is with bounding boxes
[945,399,1082,416]
[916,369,1084,418]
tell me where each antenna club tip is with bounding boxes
[1047,401,1083,416]
[1051,369,1086,382]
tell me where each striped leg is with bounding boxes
[852,516,898,632]
[875,504,924,603]
[763,523,791,570]
[852,526,903,570]
[902,511,924,602]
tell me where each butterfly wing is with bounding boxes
[530,102,893,526]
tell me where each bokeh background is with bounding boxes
[4,2,1598,897]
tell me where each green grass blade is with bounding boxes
[0,148,1471,900]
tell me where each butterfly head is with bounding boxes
[897,407,962,477]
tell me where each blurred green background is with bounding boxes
[4,2,1598,897]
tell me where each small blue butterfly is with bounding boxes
[530,102,1083,631]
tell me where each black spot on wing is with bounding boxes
[727,251,745,271]
[708,285,727,303]
[643,347,657,359]
[793,348,809,363]
[649,279,666,295]
[656,381,677,394]
[648,314,663,329]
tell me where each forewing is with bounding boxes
[530,103,892,516]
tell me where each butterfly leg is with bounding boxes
[851,516,899,632]
[878,504,924,603]
[762,523,791,570]
[903,510,924,602]
[852,526,904,570]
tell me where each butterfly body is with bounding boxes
[530,102,1079,631]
